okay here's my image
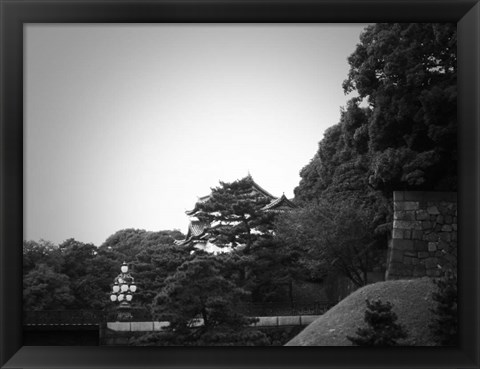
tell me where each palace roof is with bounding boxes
[174,220,208,246]
[244,174,276,200]
[185,174,276,216]
[260,194,297,212]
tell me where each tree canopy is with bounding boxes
[275,198,385,288]
[296,23,457,204]
[292,23,456,295]
[146,255,268,346]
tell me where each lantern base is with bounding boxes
[116,302,133,322]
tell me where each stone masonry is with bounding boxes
[385,191,457,280]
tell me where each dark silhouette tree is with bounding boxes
[144,255,268,346]
[23,264,75,310]
[276,199,383,288]
[189,176,275,253]
[347,299,408,346]
[343,23,457,193]
[429,270,458,345]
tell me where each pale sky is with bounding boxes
[24,23,368,246]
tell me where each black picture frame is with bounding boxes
[1,0,479,368]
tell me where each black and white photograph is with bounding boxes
[22,22,458,347]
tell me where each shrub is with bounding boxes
[347,298,408,346]
[429,270,458,345]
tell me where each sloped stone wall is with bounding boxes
[385,191,457,280]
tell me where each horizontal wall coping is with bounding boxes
[393,191,457,202]
[107,316,322,331]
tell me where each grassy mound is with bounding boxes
[286,277,436,346]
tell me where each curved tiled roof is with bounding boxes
[185,175,275,215]
[189,220,207,237]
[261,194,296,212]
[174,220,208,246]
[246,174,276,200]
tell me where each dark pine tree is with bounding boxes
[429,270,458,346]
[190,176,275,253]
[347,299,408,346]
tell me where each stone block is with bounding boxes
[425,233,439,242]
[435,250,445,258]
[413,265,426,277]
[428,242,437,252]
[398,264,413,276]
[438,240,449,250]
[392,228,404,239]
[131,322,154,332]
[387,262,403,274]
[427,206,440,215]
[418,252,429,259]
[416,210,429,220]
[278,316,301,326]
[395,210,416,221]
[452,224,457,231]
[403,256,414,265]
[393,192,404,201]
[444,215,453,224]
[440,232,451,242]
[394,220,421,229]
[412,230,423,240]
[436,215,444,224]
[414,240,427,251]
[441,225,452,232]
[395,201,419,211]
[404,251,417,257]
[451,233,457,241]
[395,239,414,251]
[445,254,458,265]
[421,221,432,230]
[425,258,439,269]
[390,249,404,262]
[426,269,441,277]
[403,192,424,201]
[404,230,412,239]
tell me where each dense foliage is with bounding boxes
[142,254,268,346]
[347,299,408,346]
[189,176,275,252]
[429,270,458,345]
[275,199,385,288]
[22,229,187,311]
[296,22,457,201]
[292,23,457,291]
